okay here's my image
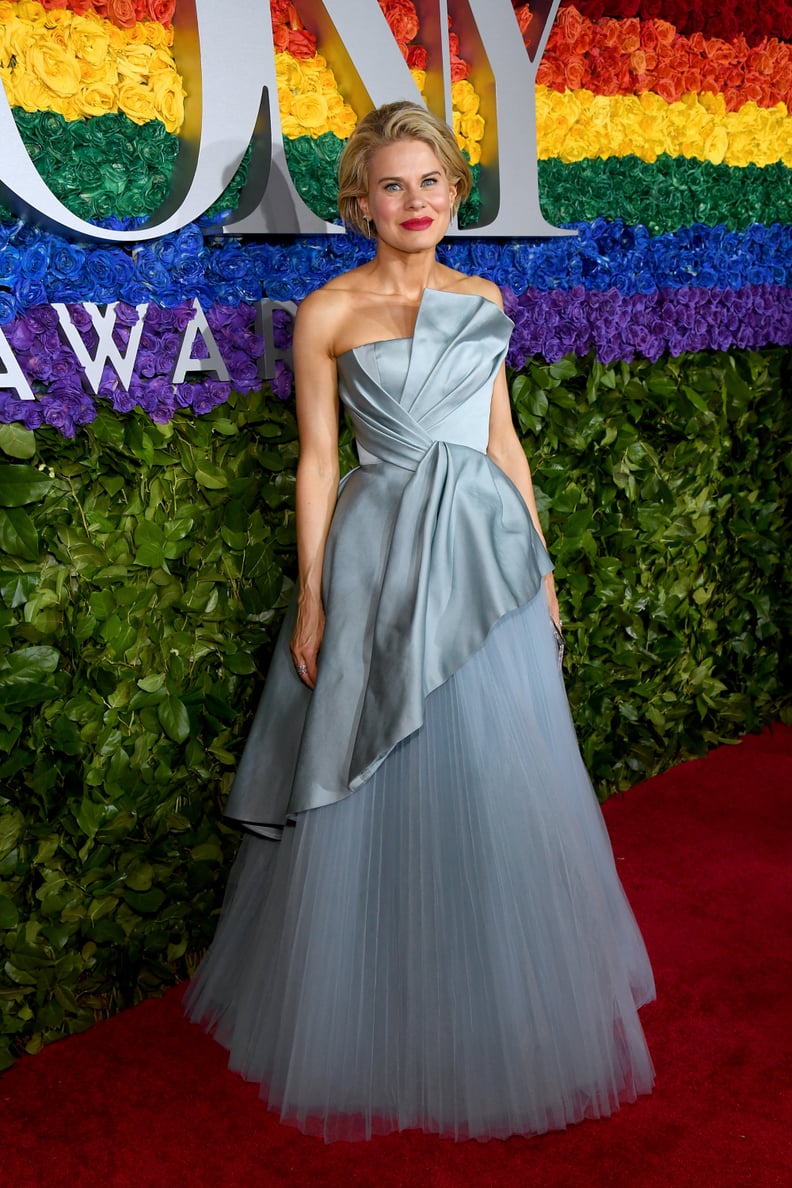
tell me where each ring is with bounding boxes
[295,663,308,675]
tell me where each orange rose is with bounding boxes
[288,28,317,59]
[564,55,587,90]
[557,6,591,55]
[656,76,683,104]
[378,0,419,46]
[450,55,470,82]
[653,20,677,48]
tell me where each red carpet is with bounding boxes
[2,726,790,1187]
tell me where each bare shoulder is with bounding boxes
[294,267,373,350]
[446,273,504,309]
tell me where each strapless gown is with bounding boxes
[184,288,655,1142]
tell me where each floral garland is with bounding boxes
[540,9,792,111]
[0,300,264,435]
[0,1,184,130]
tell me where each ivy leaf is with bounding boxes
[0,893,19,929]
[0,507,38,560]
[0,424,37,460]
[158,695,191,743]
[0,465,52,507]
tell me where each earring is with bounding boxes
[364,216,372,237]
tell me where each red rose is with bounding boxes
[450,55,470,83]
[273,24,290,51]
[514,4,532,40]
[406,44,428,71]
[270,0,293,24]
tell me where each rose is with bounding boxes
[406,44,427,70]
[379,0,420,46]
[24,39,82,98]
[288,28,317,59]
[101,0,139,29]
[0,291,17,324]
[146,0,175,22]
[118,80,158,125]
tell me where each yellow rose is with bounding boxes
[5,18,32,64]
[24,39,81,98]
[67,14,111,68]
[465,140,481,166]
[117,44,155,82]
[702,125,728,166]
[79,57,120,87]
[137,22,173,50]
[451,80,479,115]
[117,78,158,125]
[277,85,293,116]
[329,108,357,139]
[275,52,302,90]
[314,68,338,95]
[59,95,83,121]
[280,114,302,139]
[17,2,47,26]
[291,91,329,134]
[459,112,484,142]
[149,65,185,133]
[75,79,117,119]
[410,68,426,94]
[7,70,48,112]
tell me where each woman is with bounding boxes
[186,101,655,1142]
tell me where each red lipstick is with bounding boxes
[401,217,433,230]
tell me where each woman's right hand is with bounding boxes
[290,595,325,689]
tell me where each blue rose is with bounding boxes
[0,290,17,324]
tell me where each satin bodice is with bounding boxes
[336,287,512,470]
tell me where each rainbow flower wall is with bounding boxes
[0,0,791,432]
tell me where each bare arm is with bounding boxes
[290,294,341,687]
[487,361,562,631]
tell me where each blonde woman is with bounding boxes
[187,102,655,1142]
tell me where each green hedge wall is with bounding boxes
[1,346,790,1068]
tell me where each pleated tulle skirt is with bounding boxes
[185,592,655,1142]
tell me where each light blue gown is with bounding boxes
[185,288,655,1142]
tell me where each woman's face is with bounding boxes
[358,138,457,250]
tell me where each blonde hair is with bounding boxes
[337,101,472,238]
